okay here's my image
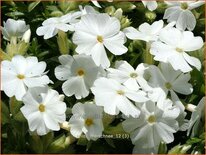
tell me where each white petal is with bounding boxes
[176,10,196,31]
[172,73,193,95]
[168,53,192,73]
[62,77,89,99]
[183,52,201,71]
[104,32,127,55]
[24,76,50,87]
[11,55,27,74]
[116,96,140,118]
[55,65,71,81]
[43,113,60,131]
[91,43,110,68]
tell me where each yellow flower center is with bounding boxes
[85,118,94,126]
[147,115,156,123]
[165,82,172,89]
[17,74,25,80]
[97,35,103,43]
[181,2,188,10]
[176,47,184,53]
[130,72,138,78]
[77,69,85,76]
[38,104,45,112]
[117,90,125,95]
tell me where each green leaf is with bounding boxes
[105,138,115,148]
[9,97,23,116]
[13,111,27,122]
[1,101,10,125]
[29,134,44,154]
[28,0,41,12]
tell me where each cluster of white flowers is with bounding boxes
[1,1,205,154]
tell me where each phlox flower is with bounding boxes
[91,77,148,118]
[55,54,103,99]
[107,60,151,91]
[69,102,104,140]
[164,1,205,31]
[21,87,67,136]
[122,98,180,153]
[1,55,51,101]
[36,12,81,39]
[147,62,193,112]
[150,27,203,72]
[73,13,127,68]
[1,18,29,42]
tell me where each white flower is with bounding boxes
[73,13,127,68]
[36,12,81,39]
[122,98,180,153]
[1,18,29,41]
[69,102,104,140]
[150,27,203,72]
[147,62,193,111]
[123,20,164,42]
[107,60,151,91]
[21,87,67,136]
[1,55,51,101]
[142,1,158,11]
[163,1,205,31]
[55,54,102,99]
[91,77,148,118]
[187,97,205,137]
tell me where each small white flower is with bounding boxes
[124,20,164,42]
[55,54,102,99]
[91,77,148,118]
[147,62,193,111]
[187,97,205,137]
[1,55,51,101]
[150,27,203,72]
[107,60,151,91]
[36,12,81,39]
[69,102,104,140]
[142,1,158,11]
[164,1,205,31]
[122,98,180,153]
[1,18,29,41]
[73,13,127,68]
[21,87,67,136]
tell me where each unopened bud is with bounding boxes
[22,29,31,43]
[186,104,196,112]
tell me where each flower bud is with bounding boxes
[22,29,31,43]
[186,104,196,112]
[145,11,156,23]
[114,8,123,20]
[105,6,116,16]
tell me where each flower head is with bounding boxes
[91,77,148,117]
[1,18,29,41]
[147,62,193,111]
[163,1,205,30]
[150,27,203,72]
[36,12,81,39]
[107,60,151,91]
[55,54,102,99]
[1,55,51,101]
[122,98,180,153]
[69,102,104,140]
[21,87,67,136]
[73,13,127,68]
